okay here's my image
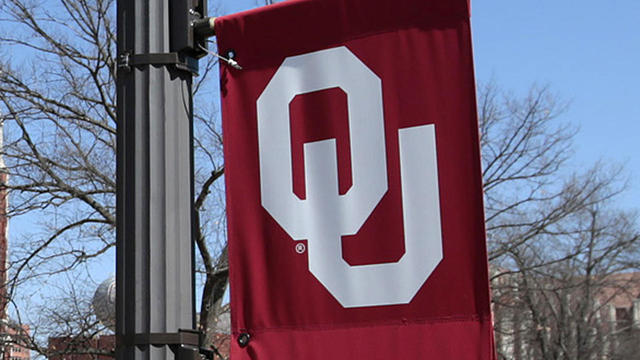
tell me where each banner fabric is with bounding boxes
[217,0,495,358]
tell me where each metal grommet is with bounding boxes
[237,333,250,348]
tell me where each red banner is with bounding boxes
[217,0,494,358]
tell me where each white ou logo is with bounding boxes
[257,47,443,308]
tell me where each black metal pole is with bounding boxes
[116,1,198,359]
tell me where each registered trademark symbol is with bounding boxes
[295,243,306,254]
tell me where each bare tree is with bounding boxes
[482,83,640,359]
[0,0,227,357]
[492,204,640,360]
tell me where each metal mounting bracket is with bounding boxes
[118,51,199,75]
[118,329,216,360]
[129,329,199,347]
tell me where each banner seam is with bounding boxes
[232,314,492,335]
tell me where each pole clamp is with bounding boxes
[128,329,200,347]
[117,51,199,75]
[118,329,216,359]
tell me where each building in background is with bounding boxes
[46,332,231,360]
[45,310,231,359]
[1,322,30,360]
[0,123,30,360]
[492,267,640,359]
[47,335,114,360]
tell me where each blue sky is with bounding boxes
[471,1,640,210]
[222,0,640,212]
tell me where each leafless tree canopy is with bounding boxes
[481,83,640,359]
[0,0,225,357]
[0,1,636,359]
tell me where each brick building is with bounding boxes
[47,335,114,360]
[492,267,640,359]
[0,124,30,360]
[46,333,230,360]
[1,322,30,360]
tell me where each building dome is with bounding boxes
[92,276,115,331]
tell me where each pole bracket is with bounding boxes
[117,51,199,75]
[129,329,199,347]
[118,329,216,359]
